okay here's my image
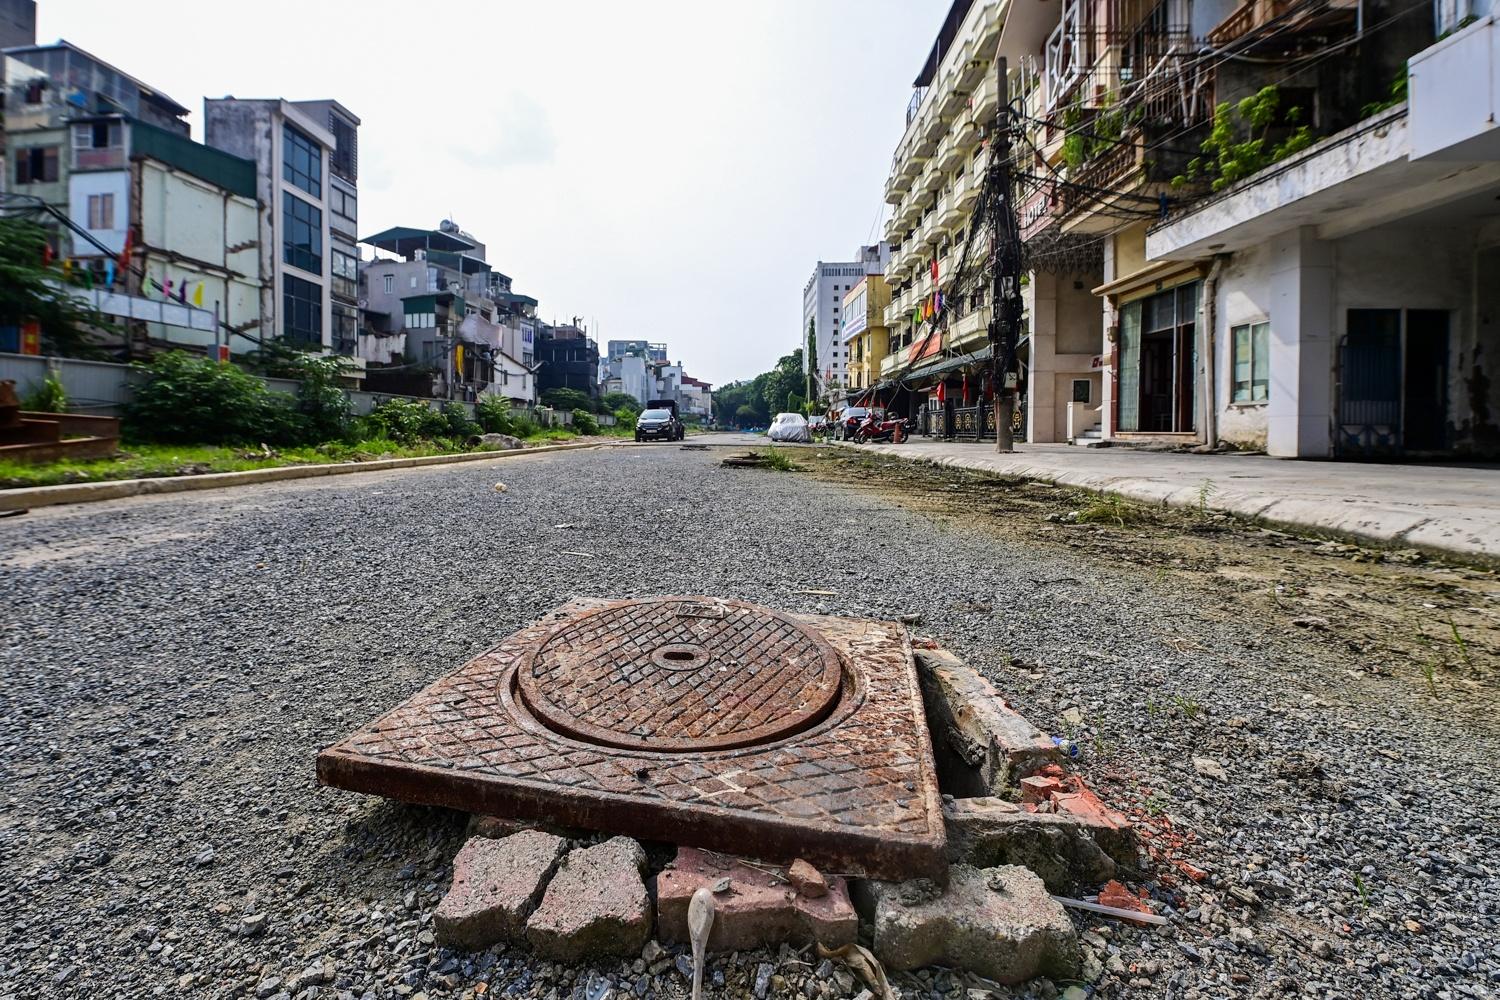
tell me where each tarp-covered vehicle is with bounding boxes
[767,412,811,443]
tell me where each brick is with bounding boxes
[853,865,1079,984]
[657,848,856,953]
[943,797,1116,892]
[786,859,829,899]
[433,831,568,950]
[913,648,1061,795]
[526,837,652,961]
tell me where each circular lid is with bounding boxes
[516,597,842,752]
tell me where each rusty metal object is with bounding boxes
[0,381,20,430]
[518,597,842,752]
[317,598,947,880]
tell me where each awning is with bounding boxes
[426,249,491,274]
[1091,260,1205,300]
[361,226,475,256]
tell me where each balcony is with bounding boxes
[971,73,999,124]
[1410,16,1500,161]
[72,145,126,171]
[1207,0,1356,46]
[974,0,1003,51]
[916,157,941,196]
[951,115,981,156]
[937,190,964,232]
[950,306,991,349]
[899,146,927,181]
[924,106,948,144]
[954,168,978,214]
[937,130,964,173]
[938,68,967,121]
[884,171,907,206]
[881,353,902,377]
[956,35,984,90]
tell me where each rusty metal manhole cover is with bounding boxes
[317,597,946,880]
[517,598,842,752]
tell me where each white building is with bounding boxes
[802,244,888,398]
[600,352,652,405]
[204,97,353,358]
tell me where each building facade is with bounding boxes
[842,274,891,394]
[537,321,600,400]
[802,245,888,399]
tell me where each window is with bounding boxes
[283,275,322,346]
[283,124,322,197]
[1072,379,1091,403]
[329,186,356,221]
[86,193,115,229]
[383,274,394,294]
[328,114,357,181]
[74,121,122,149]
[15,146,59,184]
[1231,322,1270,402]
[331,249,358,298]
[282,192,322,273]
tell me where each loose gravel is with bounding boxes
[1,439,1496,1000]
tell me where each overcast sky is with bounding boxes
[38,0,947,387]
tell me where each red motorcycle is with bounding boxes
[853,411,907,444]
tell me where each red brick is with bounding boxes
[433,831,568,950]
[786,859,829,899]
[657,848,856,953]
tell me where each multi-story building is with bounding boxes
[878,0,1007,436]
[802,245,888,398]
[359,222,538,403]
[537,321,600,400]
[287,100,360,357]
[680,375,713,423]
[605,339,667,362]
[995,0,1495,458]
[204,97,355,360]
[600,352,653,405]
[841,274,891,394]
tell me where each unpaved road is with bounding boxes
[1,443,1495,1000]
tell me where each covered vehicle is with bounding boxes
[636,402,684,441]
[766,412,811,443]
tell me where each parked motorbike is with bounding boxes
[852,411,907,444]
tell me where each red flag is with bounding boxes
[962,373,969,402]
[931,257,938,282]
[935,381,946,404]
[118,228,132,271]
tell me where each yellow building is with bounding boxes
[842,275,891,393]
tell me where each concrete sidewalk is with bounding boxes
[843,439,1500,566]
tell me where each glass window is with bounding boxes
[331,249,358,298]
[383,274,394,294]
[283,275,322,346]
[1117,300,1142,431]
[87,193,115,229]
[283,124,322,197]
[282,192,323,274]
[1231,322,1270,402]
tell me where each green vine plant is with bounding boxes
[1061,92,1144,171]
[1359,67,1408,119]
[1171,86,1312,192]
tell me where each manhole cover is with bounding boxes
[317,597,947,880]
[517,598,842,752]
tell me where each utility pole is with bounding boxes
[989,57,1024,453]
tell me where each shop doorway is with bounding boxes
[1118,282,1198,433]
[1338,308,1450,456]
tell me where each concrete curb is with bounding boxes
[828,442,1500,568]
[0,440,610,513]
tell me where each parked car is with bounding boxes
[835,406,880,440]
[767,412,811,443]
[636,402,684,442]
[806,415,829,437]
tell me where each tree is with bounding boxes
[0,216,112,358]
[601,391,642,416]
[805,318,818,404]
[542,387,592,412]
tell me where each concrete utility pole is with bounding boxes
[989,57,1024,454]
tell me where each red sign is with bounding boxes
[907,329,942,364]
[214,344,231,363]
[19,321,41,355]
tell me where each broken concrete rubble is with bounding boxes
[853,864,1080,984]
[657,848,856,953]
[526,837,652,961]
[913,647,1061,796]
[434,831,568,950]
[943,797,1116,892]
[1021,764,1138,866]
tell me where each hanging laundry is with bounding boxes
[104,259,116,287]
[192,283,204,307]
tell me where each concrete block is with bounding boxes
[657,848,856,953]
[943,797,1116,892]
[433,831,568,950]
[854,865,1078,984]
[526,837,652,961]
[913,647,1061,795]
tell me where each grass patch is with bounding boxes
[761,448,797,472]
[1075,493,1146,527]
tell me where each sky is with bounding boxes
[37,0,949,388]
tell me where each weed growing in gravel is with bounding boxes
[1352,873,1373,908]
[1076,494,1144,528]
[1170,693,1203,719]
[1448,617,1474,672]
[1414,628,1443,695]
[1419,657,1439,697]
[1144,789,1172,816]
[761,448,796,472]
[1195,478,1218,520]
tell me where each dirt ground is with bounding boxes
[800,448,1499,723]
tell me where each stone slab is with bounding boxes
[854,865,1079,984]
[943,797,1116,892]
[433,830,568,950]
[657,848,856,953]
[526,837,652,961]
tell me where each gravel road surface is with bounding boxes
[1,440,1495,1000]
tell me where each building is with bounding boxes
[358,222,538,403]
[992,0,1495,457]
[802,244,889,399]
[0,1,34,50]
[287,100,360,357]
[680,375,714,423]
[877,0,1008,438]
[537,320,600,401]
[0,41,265,357]
[600,352,653,405]
[204,97,358,361]
[841,273,891,394]
[605,339,667,362]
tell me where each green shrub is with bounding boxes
[22,372,67,413]
[601,391,641,416]
[441,400,480,439]
[125,351,299,445]
[510,414,537,438]
[475,395,514,435]
[571,408,599,435]
[282,353,353,442]
[365,397,446,444]
[541,387,592,412]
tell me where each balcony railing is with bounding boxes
[72,146,126,170]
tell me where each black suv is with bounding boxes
[635,400,684,442]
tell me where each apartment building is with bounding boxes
[879,0,1007,437]
[842,274,892,394]
[802,243,889,400]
